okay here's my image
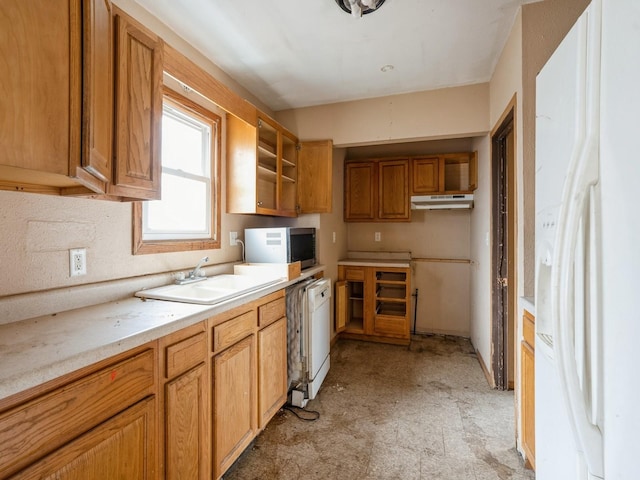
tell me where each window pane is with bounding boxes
[162,106,210,176]
[144,173,210,238]
[135,87,221,254]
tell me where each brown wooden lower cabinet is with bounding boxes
[213,334,256,478]
[12,397,157,480]
[258,316,288,429]
[336,265,411,345]
[521,309,535,469]
[160,323,209,480]
[0,288,292,480]
[0,346,157,479]
[211,290,288,480]
[165,364,208,480]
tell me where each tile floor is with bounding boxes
[224,335,536,480]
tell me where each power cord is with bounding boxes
[236,238,245,263]
[283,404,320,422]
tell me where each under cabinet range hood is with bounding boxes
[410,194,474,210]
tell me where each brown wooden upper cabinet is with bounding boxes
[227,114,332,217]
[297,140,334,214]
[411,152,477,195]
[344,159,410,222]
[378,160,410,220]
[109,7,163,200]
[344,162,376,221]
[0,0,162,200]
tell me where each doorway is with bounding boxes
[491,100,517,391]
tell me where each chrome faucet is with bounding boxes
[176,256,209,284]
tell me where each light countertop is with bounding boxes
[339,250,412,268]
[520,296,535,315]
[338,258,411,268]
[0,265,324,402]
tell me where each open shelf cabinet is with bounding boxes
[337,265,410,344]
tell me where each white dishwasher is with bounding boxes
[305,278,331,400]
[287,277,331,407]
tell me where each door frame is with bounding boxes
[490,96,518,391]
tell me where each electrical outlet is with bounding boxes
[229,231,238,246]
[69,248,87,277]
[374,232,381,242]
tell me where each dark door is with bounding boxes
[491,109,515,391]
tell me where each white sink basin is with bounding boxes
[135,274,283,305]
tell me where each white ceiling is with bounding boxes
[133,0,533,112]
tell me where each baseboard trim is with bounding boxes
[475,348,495,388]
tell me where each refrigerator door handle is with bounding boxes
[553,153,604,479]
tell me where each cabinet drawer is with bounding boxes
[0,349,155,479]
[373,316,408,337]
[213,311,256,352]
[165,332,207,379]
[523,311,535,348]
[258,297,286,328]
[344,268,365,281]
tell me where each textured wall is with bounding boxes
[276,83,490,147]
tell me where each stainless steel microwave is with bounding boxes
[244,227,316,269]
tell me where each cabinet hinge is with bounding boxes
[258,119,263,129]
[296,144,301,151]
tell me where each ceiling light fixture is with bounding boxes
[335,0,387,18]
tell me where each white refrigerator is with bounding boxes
[535,0,640,479]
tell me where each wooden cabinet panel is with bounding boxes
[523,312,535,347]
[373,316,407,336]
[165,332,207,379]
[521,340,535,469]
[280,130,298,216]
[345,159,410,222]
[255,117,279,213]
[337,265,410,344]
[335,280,348,333]
[165,364,209,480]
[297,140,333,214]
[378,159,409,220]
[0,0,111,194]
[344,267,365,281]
[82,0,113,183]
[345,162,376,220]
[0,349,155,478]
[160,323,209,480]
[0,1,165,200]
[213,310,255,352]
[411,157,440,194]
[111,8,163,200]
[226,114,327,218]
[12,397,156,480]
[468,151,478,191]
[410,152,479,195]
[226,115,259,213]
[258,297,286,328]
[0,0,79,175]
[521,310,535,469]
[213,335,256,479]
[257,317,287,429]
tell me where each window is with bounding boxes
[133,85,221,254]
